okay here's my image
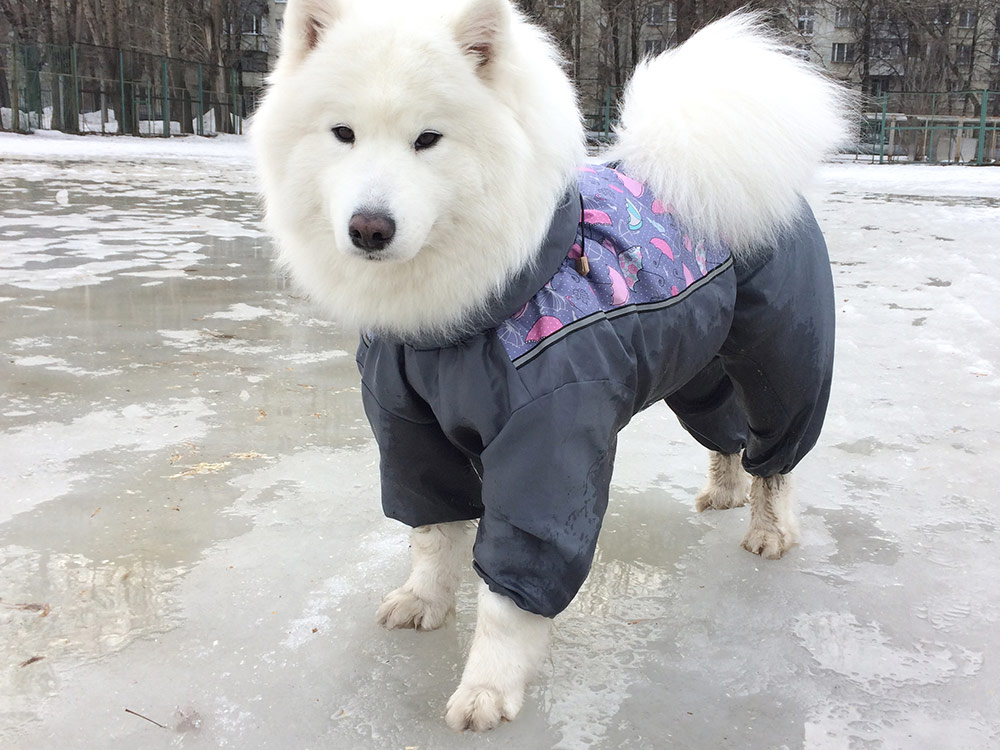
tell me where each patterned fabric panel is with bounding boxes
[496,164,732,364]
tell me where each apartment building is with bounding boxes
[241,1,1000,121]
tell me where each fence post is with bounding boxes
[976,90,988,166]
[877,93,888,165]
[197,63,204,136]
[161,58,169,137]
[71,44,79,133]
[604,87,612,138]
[928,93,937,163]
[10,41,18,132]
[119,50,126,135]
[232,68,241,135]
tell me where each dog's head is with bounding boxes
[252,0,585,338]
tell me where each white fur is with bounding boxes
[609,12,853,255]
[445,582,551,732]
[741,473,800,559]
[254,1,838,732]
[376,523,550,731]
[254,4,848,336]
[376,521,471,631]
[694,450,750,511]
[252,0,585,341]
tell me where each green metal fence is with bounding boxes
[582,82,1000,166]
[0,42,246,137]
[859,90,1000,165]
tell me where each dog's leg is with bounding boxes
[445,583,550,732]
[694,451,750,512]
[376,521,471,631]
[741,473,800,559]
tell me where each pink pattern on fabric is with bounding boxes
[651,237,673,260]
[615,170,645,198]
[609,267,630,305]
[683,264,695,287]
[584,209,613,226]
[526,316,564,343]
[494,163,732,363]
[618,247,643,289]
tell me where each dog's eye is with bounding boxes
[414,131,443,151]
[332,125,355,144]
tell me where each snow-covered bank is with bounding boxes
[0,130,251,163]
[821,160,1000,198]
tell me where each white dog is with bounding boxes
[253,0,850,732]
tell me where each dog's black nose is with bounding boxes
[349,212,396,251]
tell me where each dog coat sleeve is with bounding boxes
[357,338,484,526]
[472,378,633,618]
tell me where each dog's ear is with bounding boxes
[453,0,511,71]
[279,0,340,66]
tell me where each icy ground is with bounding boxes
[0,133,998,750]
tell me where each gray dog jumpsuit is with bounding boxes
[356,164,835,618]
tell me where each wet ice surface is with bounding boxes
[1,137,999,750]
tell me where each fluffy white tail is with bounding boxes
[609,12,853,255]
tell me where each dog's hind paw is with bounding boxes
[740,525,796,559]
[445,684,519,732]
[376,587,453,631]
[695,452,749,511]
[695,485,748,512]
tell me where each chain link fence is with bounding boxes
[2,42,997,165]
[0,42,247,137]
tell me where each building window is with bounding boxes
[873,37,905,59]
[644,39,664,56]
[832,42,856,63]
[646,4,665,26]
[798,5,815,36]
[956,43,973,65]
[835,7,855,28]
[869,76,894,97]
[548,0,566,8]
[667,2,677,22]
[930,5,951,26]
[242,14,265,36]
[957,9,977,28]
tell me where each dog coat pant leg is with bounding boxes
[719,202,836,478]
[665,356,749,455]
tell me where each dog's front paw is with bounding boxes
[376,587,453,631]
[445,683,521,732]
[741,524,797,559]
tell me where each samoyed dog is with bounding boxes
[253,0,850,732]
